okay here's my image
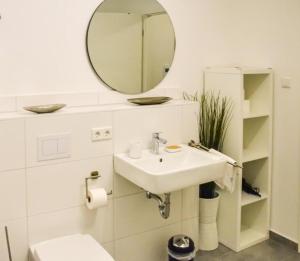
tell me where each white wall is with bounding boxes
[1,0,300,242]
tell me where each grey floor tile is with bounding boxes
[222,251,270,261]
[196,244,232,258]
[235,239,296,261]
[195,255,222,261]
[195,239,299,261]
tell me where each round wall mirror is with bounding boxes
[86,0,176,94]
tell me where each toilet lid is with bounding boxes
[31,234,114,261]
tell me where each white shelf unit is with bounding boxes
[241,191,268,207]
[243,112,269,120]
[204,66,273,252]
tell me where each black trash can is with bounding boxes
[168,234,195,261]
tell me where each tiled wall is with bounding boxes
[0,102,199,261]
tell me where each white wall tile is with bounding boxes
[25,112,113,167]
[113,173,142,198]
[27,156,113,216]
[182,186,199,220]
[0,119,25,172]
[113,106,182,153]
[98,91,127,105]
[28,202,114,245]
[0,96,16,112]
[115,222,181,261]
[181,102,199,144]
[0,218,28,261]
[87,202,114,244]
[165,87,182,100]
[114,191,182,239]
[16,92,98,111]
[102,241,115,258]
[182,217,199,250]
[0,170,26,222]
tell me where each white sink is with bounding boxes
[114,145,227,194]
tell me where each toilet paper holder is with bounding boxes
[85,171,113,202]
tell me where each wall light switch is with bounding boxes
[281,77,291,88]
[38,133,71,161]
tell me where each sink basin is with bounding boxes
[114,145,227,194]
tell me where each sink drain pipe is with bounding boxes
[146,191,171,219]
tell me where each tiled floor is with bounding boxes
[195,239,300,261]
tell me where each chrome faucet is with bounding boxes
[151,132,167,154]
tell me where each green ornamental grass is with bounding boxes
[183,90,233,198]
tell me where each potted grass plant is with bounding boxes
[183,90,232,250]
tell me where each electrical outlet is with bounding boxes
[102,127,112,140]
[91,128,102,141]
[91,127,112,141]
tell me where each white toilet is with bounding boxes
[30,234,115,261]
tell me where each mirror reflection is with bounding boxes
[87,0,176,94]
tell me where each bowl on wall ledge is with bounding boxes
[23,104,66,114]
[127,97,172,105]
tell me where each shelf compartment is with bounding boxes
[243,158,269,196]
[243,74,272,116]
[243,117,269,163]
[241,191,268,206]
[243,150,268,163]
[240,200,269,249]
[243,112,269,120]
[240,225,268,250]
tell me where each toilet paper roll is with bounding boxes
[86,188,108,210]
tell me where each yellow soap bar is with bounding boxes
[166,145,181,150]
[165,145,182,153]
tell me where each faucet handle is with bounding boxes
[152,132,162,138]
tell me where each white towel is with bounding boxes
[209,149,238,193]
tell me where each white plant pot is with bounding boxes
[198,193,220,251]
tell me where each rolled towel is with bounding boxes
[209,149,239,193]
[209,149,237,165]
